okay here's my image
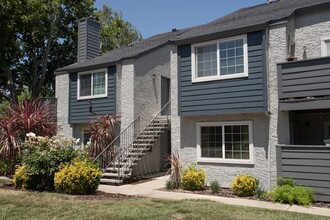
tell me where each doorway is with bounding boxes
[161,76,170,115]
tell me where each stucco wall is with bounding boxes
[268,23,290,187]
[294,8,330,60]
[134,44,171,128]
[179,114,269,188]
[55,72,72,137]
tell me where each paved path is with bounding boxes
[98,175,330,218]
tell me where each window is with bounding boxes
[78,69,107,100]
[321,37,330,57]
[192,35,248,82]
[197,121,253,164]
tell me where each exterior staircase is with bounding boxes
[94,101,171,185]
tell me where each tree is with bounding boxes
[96,5,142,54]
[0,2,142,103]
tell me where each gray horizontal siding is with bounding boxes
[178,31,267,116]
[69,66,116,124]
[277,145,330,202]
[278,57,330,100]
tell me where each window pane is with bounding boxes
[200,126,222,158]
[219,38,245,75]
[196,44,217,78]
[93,72,106,95]
[224,125,250,160]
[80,74,91,97]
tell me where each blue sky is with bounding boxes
[94,0,266,38]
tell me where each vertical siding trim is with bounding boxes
[276,145,283,178]
[277,64,284,99]
[262,31,268,111]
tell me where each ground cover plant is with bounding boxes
[0,189,328,220]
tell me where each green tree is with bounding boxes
[0,1,141,103]
[96,5,142,54]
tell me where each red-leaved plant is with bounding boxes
[0,98,57,175]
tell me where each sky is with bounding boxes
[94,0,266,38]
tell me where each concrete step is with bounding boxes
[105,167,133,172]
[100,178,123,184]
[103,173,131,178]
[113,162,137,167]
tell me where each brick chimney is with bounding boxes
[77,18,100,63]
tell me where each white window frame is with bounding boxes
[321,37,330,57]
[77,68,108,100]
[196,121,254,164]
[191,34,249,83]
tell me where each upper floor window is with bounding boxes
[78,68,107,100]
[321,37,330,57]
[191,34,248,83]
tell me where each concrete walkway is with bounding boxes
[98,175,330,218]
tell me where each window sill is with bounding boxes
[192,73,248,83]
[197,158,254,165]
[77,94,108,100]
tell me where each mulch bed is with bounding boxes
[0,183,137,201]
[160,186,330,209]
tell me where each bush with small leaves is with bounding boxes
[277,177,295,187]
[181,163,206,191]
[231,175,259,197]
[271,185,316,206]
[54,160,102,195]
[210,180,220,193]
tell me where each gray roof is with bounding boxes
[57,30,186,72]
[57,0,330,72]
[173,0,330,43]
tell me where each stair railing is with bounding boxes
[108,100,171,180]
[93,116,140,171]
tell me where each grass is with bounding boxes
[0,189,329,220]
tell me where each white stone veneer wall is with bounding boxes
[55,72,72,137]
[120,61,135,132]
[268,23,290,187]
[294,8,330,60]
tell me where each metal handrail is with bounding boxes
[93,116,140,169]
[107,100,171,178]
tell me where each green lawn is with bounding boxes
[0,189,329,220]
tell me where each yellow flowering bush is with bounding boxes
[13,165,29,189]
[181,163,206,191]
[231,175,259,197]
[54,160,102,195]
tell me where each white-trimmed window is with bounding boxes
[191,35,248,82]
[321,37,330,57]
[196,121,253,164]
[78,68,107,100]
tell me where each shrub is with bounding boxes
[165,179,174,190]
[0,98,57,175]
[181,163,206,191]
[271,185,316,206]
[54,160,102,195]
[210,180,220,193]
[277,177,295,187]
[231,175,259,197]
[13,165,29,189]
[16,135,78,191]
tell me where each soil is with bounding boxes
[0,183,136,201]
[160,186,330,209]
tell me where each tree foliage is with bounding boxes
[0,1,141,103]
[96,5,142,54]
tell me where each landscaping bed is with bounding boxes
[160,186,330,209]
